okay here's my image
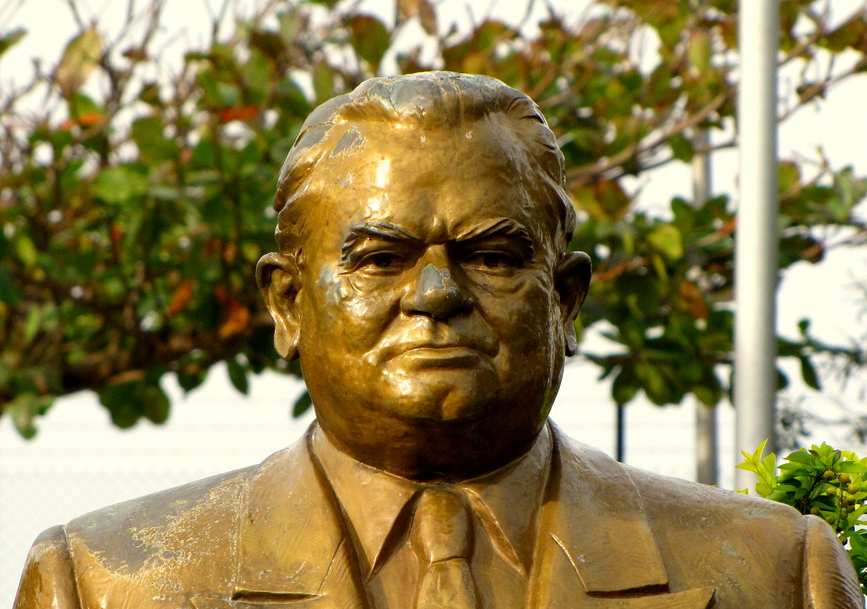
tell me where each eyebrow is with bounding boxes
[454,218,535,256]
[340,222,421,263]
[339,218,536,264]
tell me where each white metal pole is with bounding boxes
[693,130,719,486]
[734,0,779,489]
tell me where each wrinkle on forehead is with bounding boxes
[292,120,560,259]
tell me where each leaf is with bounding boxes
[679,280,709,319]
[312,60,334,103]
[24,306,41,343]
[292,390,312,417]
[693,373,722,406]
[56,26,103,96]
[0,265,20,305]
[242,49,271,101]
[776,367,790,390]
[738,438,768,471]
[131,116,176,161]
[823,16,867,52]
[218,300,250,339]
[636,361,671,405]
[6,393,53,439]
[778,161,801,195]
[99,381,144,428]
[0,28,26,59]
[177,367,208,393]
[276,77,311,116]
[92,166,149,204]
[138,81,162,106]
[68,91,103,122]
[647,224,684,260]
[347,15,391,70]
[668,133,694,162]
[13,233,37,267]
[612,366,639,406]
[141,383,170,424]
[250,29,287,59]
[217,105,260,123]
[216,82,240,107]
[227,358,249,395]
[398,0,438,35]
[799,355,821,390]
[786,448,818,466]
[687,30,711,72]
[167,280,194,316]
[836,461,867,475]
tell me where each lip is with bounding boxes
[397,345,482,366]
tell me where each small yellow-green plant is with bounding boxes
[738,440,867,593]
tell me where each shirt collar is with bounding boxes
[311,422,552,578]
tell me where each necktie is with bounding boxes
[410,488,479,609]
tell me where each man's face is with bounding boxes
[267,119,585,462]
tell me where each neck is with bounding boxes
[316,414,547,481]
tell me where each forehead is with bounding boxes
[297,119,555,243]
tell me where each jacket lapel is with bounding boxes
[534,427,714,609]
[227,429,364,608]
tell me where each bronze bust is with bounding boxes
[14,72,862,609]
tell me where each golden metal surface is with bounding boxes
[14,72,863,609]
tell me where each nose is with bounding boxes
[401,262,473,320]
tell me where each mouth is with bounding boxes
[396,345,483,367]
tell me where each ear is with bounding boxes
[554,251,592,357]
[256,252,302,360]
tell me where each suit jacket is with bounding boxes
[13,425,863,609]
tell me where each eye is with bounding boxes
[358,251,406,273]
[463,250,520,271]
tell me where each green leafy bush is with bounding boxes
[739,440,867,593]
[2,1,867,433]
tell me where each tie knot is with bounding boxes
[411,488,473,563]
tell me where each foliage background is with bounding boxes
[1,0,866,442]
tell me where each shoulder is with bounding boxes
[14,525,80,609]
[625,462,863,608]
[14,465,255,608]
[15,435,320,609]
[66,463,253,564]
[802,514,864,608]
[555,430,804,536]
[63,465,255,607]
[554,431,808,606]
[625,460,805,531]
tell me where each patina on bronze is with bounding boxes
[14,72,863,609]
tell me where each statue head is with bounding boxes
[257,71,591,479]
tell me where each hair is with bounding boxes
[271,71,576,256]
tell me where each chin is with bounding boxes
[385,389,491,423]
[372,362,500,423]
[379,373,498,423]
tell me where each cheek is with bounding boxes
[305,264,399,351]
[476,273,561,356]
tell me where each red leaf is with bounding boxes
[217,105,259,123]
[77,111,105,126]
[219,300,250,339]
[167,280,194,316]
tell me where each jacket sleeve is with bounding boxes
[13,525,82,609]
[802,514,864,609]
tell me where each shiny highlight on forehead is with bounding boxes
[272,71,576,256]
